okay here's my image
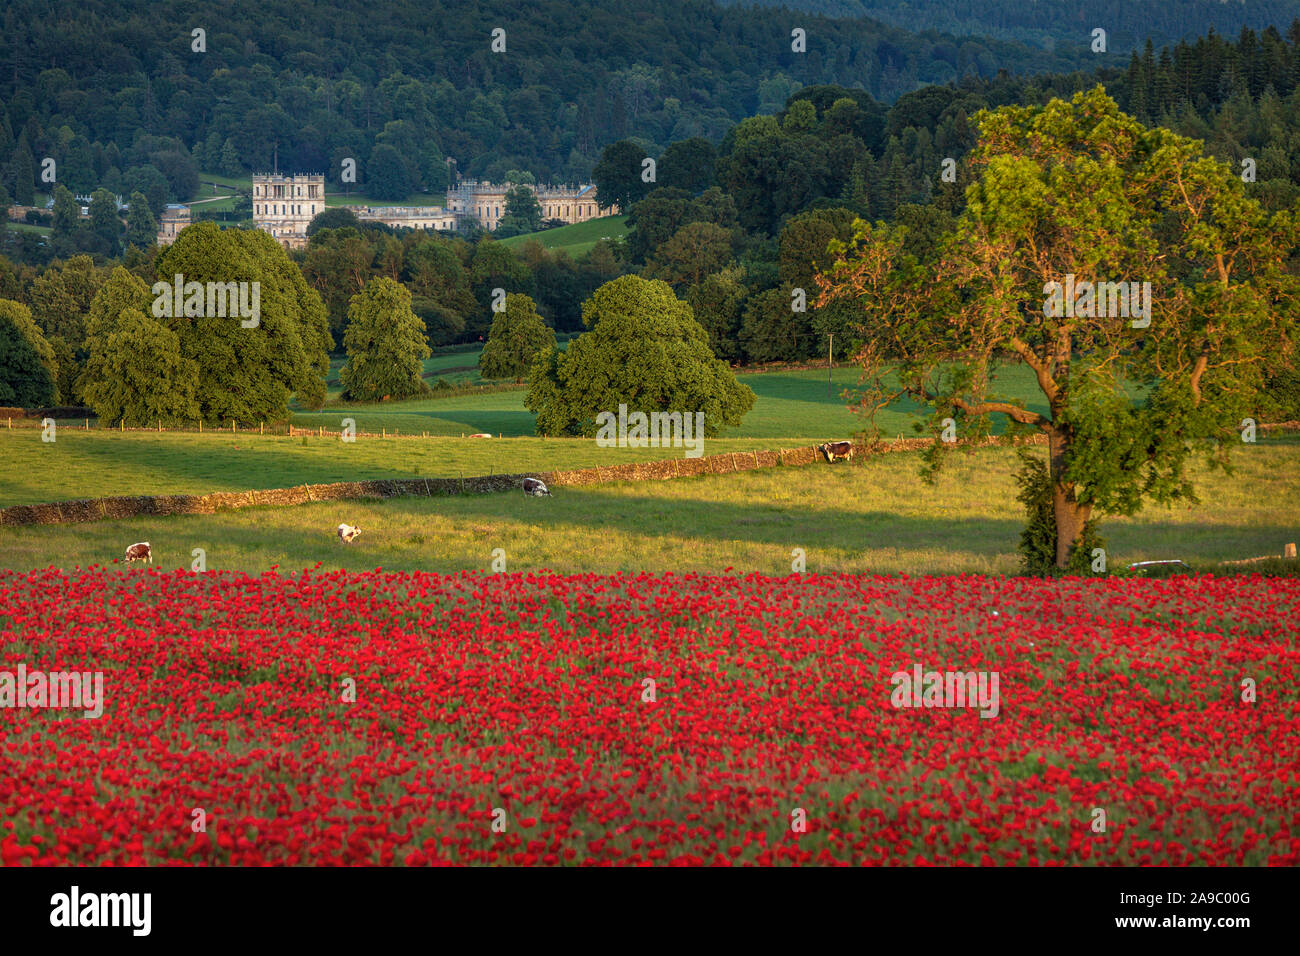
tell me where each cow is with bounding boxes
[124,542,152,563]
[522,477,552,497]
[468,433,493,439]
[819,440,853,463]
[337,523,362,544]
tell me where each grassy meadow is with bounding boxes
[1,440,1296,575]
[4,353,1295,579]
[0,431,809,507]
[498,216,628,257]
[293,362,1051,439]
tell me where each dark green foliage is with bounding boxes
[154,221,332,424]
[124,192,157,248]
[340,277,431,402]
[0,298,57,407]
[593,140,653,212]
[495,185,543,237]
[80,308,201,426]
[525,274,755,437]
[306,207,362,237]
[479,293,555,382]
[1014,449,1105,575]
[366,144,412,202]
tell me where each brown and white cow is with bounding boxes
[337,523,362,544]
[819,440,853,463]
[124,542,152,563]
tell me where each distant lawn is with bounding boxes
[5,221,50,235]
[198,171,252,192]
[2,441,1296,576]
[320,350,492,402]
[498,216,627,257]
[296,360,1051,440]
[189,194,239,213]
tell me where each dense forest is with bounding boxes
[0,0,1111,209]
[722,0,1300,53]
[4,12,1300,406]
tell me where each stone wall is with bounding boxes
[0,435,1049,527]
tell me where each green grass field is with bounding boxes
[2,441,1295,576]
[293,362,1048,439]
[0,430,809,507]
[498,216,627,257]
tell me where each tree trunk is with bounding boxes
[1048,426,1091,568]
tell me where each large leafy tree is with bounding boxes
[0,298,57,407]
[367,144,412,202]
[642,221,733,288]
[340,276,431,401]
[124,191,157,248]
[818,86,1300,568]
[495,185,543,237]
[50,185,80,239]
[657,137,718,194]
[27,254,103,350]
[81,308,201,425]
[89,189,122,256]
[479,293,555,382]
[593,140,652,212]
[154,221,331,423]
[526,274,755,437]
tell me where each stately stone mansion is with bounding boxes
[235,173,617,249]
[251,173,327,249]
[445,181,616,231]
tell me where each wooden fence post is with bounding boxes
[199,420,202,433]
[260,421,264,435]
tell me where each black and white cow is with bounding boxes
[522,477,552,497]
[819,440,853,463]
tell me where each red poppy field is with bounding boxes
[0,567,1296,866]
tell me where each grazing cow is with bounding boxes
[819,440,853,463]
[337,523,362,544]
[124,542,152,563]
[468,433,493,439]
[522,477,552,497]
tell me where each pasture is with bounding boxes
[2,440,1296,575]
[497,215,628,257]
[294,362,1054,439]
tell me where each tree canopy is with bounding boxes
[154,221,331,423]
[0,298,57,407]
[525,274,755,437]
[340,276,432,402]
[817,86,1300,568]
[479,293,555,382]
